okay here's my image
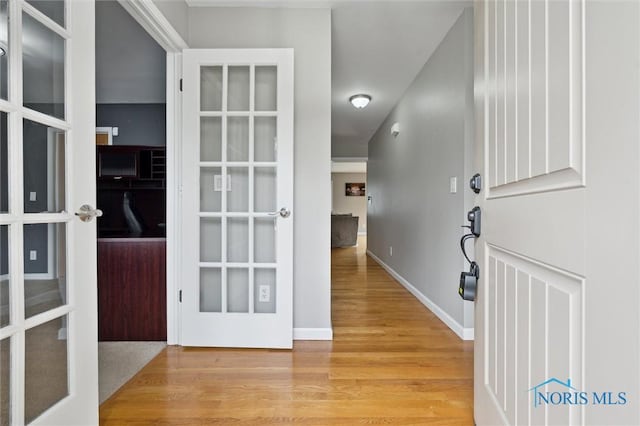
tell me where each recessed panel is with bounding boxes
[200,66,223,111]
[487,246,583,425]
[23,119,66,213]
[200,117,222,162]
[200,167,222,212]
[255,66,277,111]
[227,168,248,212]
[254,117,276,162]
[254,167,276,213]
[25,315,69,424]
[200,218,221,263]
[200,268,221,312]
[227,268,248,313]
[23,223,66,319]
[227,117,249,161]
[254,269,276,314]
[227,218,248,263]
[227,66,250,111]
[23,12,65,120]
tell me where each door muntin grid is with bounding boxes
[199,63,278,315]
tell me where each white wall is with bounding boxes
[188,8,332,332]
[367,9,474,337]
[331,173,367,234]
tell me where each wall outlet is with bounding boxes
[29,191,37,201]
[29,250,37,261]
[258,285,270,303]
[389,246,393,257]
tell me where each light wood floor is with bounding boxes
[100,237,474,425]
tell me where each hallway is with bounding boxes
[99,237,473,424]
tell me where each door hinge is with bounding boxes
[179,290,182,302]
[179,79,183,92]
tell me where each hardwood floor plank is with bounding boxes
[100,237,474,424]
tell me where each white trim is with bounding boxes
[117,0,188,52]
[293,328,333,340]
[366,250,474,341]
[165,53,181,345]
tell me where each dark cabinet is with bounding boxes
[97,146,167,341]
[98,238,166,341]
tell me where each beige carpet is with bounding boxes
[99,341,166,404]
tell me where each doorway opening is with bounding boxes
[95,0,167,403]
[331,160,367,250]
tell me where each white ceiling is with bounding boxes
[187,0,470,158]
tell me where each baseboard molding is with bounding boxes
[366,250,474,341]
[293,328,333,341]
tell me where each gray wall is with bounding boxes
[96,1,166,147]
[96,104,166,146]
[332,173,367,233]
[189,8,332,331]
[96,1,166,104]
[367,9,474,331]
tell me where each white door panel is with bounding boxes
[0,1,98,425]
[180,49,294,349]
[474,1,640,425]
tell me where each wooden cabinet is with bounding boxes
[98,238,166,341]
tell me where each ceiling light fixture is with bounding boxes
[349,94,371,109]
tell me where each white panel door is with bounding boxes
[181,49,294,349]
[474,1,640,425]
[0,0,98,425]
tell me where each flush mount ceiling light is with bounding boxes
[349,94,372,109]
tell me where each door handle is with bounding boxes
[268,207,291,218]
[75,204,103,222]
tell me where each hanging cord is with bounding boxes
[460,233,476,265]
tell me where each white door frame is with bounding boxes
[116,0,187,344]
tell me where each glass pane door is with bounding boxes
[0,0,97,424]
[199,64,278,315]
[181,49,293,348]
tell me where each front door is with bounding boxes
[180,49,294,348]
[1,0,98,424]
[474,1,640,425]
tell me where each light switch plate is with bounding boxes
[449,177,457,194]
[29,191,36,201]
[29,250,37,261]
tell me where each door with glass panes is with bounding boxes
[0,0,98,425]
[181,49,294,348]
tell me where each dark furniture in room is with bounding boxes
[97,145,166,341]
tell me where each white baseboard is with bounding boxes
[293,327,333,341]
[366,250,474,341]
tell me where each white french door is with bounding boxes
[0,0,97,425]
[180,49,294,349]
[474,1,640,425]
